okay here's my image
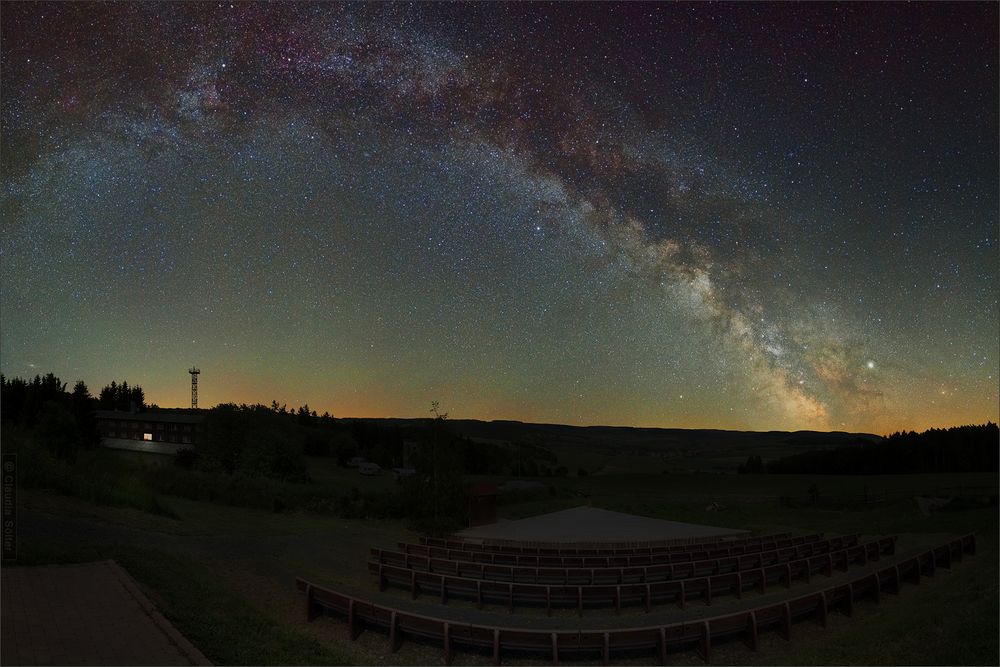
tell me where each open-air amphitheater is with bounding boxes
[296,507,977,665]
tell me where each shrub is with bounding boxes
[174,448,198,469]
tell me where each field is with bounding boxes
[8,444,999,666]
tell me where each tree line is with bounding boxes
[1,373,147,460]
[738,423,998,474]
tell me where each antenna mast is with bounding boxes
[189,367,200,409]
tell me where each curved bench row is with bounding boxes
[421,532,791,556]
[373,535,861,585]
[400,533,822,566]
[299,533,975,665]
[368,537,896,615]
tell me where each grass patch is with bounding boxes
[15,540,360,666]
[775,524,999,665]
[4,425,178,518]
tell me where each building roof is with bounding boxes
[94,410,205,424]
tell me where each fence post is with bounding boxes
[699,621,711,663]
[827,553,834,577]
[614,586,621,615]
[348,599,361,640]
[389,611,401,652]
[645,583,652,612]
[602,632,610,666]
[844,583,855,617]
[678,580,686,609]
[578,586,583,617]
[443,622,451,666]
[411,571,418,600]
[493,629,501,666]
[786,563,793,588]
[304,584,316,621]
[546,586,552,617]
[440,576,448,605]
[704,578,712,606]
[873,572,881,604]
[745,610,759,651]
[781,601,792,641]
[658,627,668,665]
[893,565,902,594]
[758,568,767,595]
[508,583,514,614]
[817,591,828,627]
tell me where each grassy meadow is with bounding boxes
[5,427,998,665]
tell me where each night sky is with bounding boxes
[2,2,997,433]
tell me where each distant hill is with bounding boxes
[343,416,880,463]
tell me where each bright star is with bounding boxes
[866,360,875,369]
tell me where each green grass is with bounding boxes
[304,455,400,493]
[774,516,998,666]
[14,541,360,666]
[12,432,998,666]
[4,425,179,517]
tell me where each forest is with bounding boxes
[761,423,999,474]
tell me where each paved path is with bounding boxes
[1,560,210,666]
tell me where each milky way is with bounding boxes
[2,2,997,432]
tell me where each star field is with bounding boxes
[1,2,997,432]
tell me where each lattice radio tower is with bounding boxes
[189,367,200,409]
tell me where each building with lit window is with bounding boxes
[95,410,205,455]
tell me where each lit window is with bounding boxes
[143,433,153,441]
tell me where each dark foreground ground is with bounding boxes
[3,465,998,666]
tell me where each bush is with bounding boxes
[302,431,331,456]
[36,401,79,461]
[174,448,198,469]
[7,426,177,517]
[242,428,309,482]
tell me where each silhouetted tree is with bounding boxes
[71,380,99,448]
[98,380,146,412]
[738,455,766,474]
[767,423,999,474]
